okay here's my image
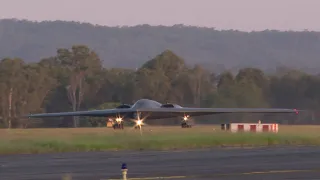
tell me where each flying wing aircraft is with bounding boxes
[27,99,299,129]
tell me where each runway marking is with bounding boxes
[107,175,186,180]
[218,169,320,176]
[105,169,320,180]
[239,169,317,175]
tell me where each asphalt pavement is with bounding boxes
[1,146,320,180]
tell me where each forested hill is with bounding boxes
[1,19,320,73]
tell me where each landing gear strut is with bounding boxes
[181,115,192,128]
[113,122,124,129]
[181,121,192,128]
[134,119,143,130]
[111,117,124,130]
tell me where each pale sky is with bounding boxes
[0,0,319,31]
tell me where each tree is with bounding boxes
[56,45,103,127]
[0,58,25,128]
[1,45,320,127]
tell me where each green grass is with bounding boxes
[1,125,320,154]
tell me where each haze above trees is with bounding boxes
[1,19,320,74]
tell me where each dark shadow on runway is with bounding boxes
[1,146,320,180]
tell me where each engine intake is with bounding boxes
[161,103,175,108]
[116,104,131,109]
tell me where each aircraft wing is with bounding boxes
[136,107,298,119]
[27,107,298,120]
[27,108,134,118]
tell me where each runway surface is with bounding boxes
[1,146,320,180]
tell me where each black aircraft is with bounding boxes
[28,99,298,129]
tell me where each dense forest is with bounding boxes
[0,45,319,128]
[1,19,320,74]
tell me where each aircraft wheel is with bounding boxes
[181,122,192,128]
[113,123,124,130]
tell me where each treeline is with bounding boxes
[0,45,319,128]
[2,19,320,73]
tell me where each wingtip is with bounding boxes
[18,115,31,119]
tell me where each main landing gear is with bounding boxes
[113,122,124,129]
[181,121,192,128]
[110,113,192,129]
[110,113,144,130]
[111,117,124,130]
[181,115,192,128]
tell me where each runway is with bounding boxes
[1,146,320,180]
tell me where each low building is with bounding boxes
[221,123,278,133]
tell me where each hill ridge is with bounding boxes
[0,19,320,73]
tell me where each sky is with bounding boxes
[0,0,319,31]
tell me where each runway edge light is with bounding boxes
[121,163,128,180]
